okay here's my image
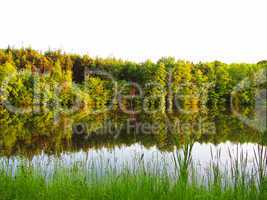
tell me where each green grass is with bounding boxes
[0,167,261,200]
[0,156,265,200]
[0,143,266,200]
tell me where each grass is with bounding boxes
[0,166,262,200]
[0,144,266,200]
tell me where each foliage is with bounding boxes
[0,48,266,114]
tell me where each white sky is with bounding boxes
[1,0,267,63]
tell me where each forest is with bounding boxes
[0,48,266,116]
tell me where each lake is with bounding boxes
[0,107,266,181]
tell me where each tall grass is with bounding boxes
[0,144,266,200]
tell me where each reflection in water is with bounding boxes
[0,106,266,182]
[0,107,266,156]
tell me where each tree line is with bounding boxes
[0,48,266,114]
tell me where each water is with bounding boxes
[0,108,266,179]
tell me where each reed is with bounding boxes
[0,144,266,200]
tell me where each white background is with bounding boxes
[0,0,267,63]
